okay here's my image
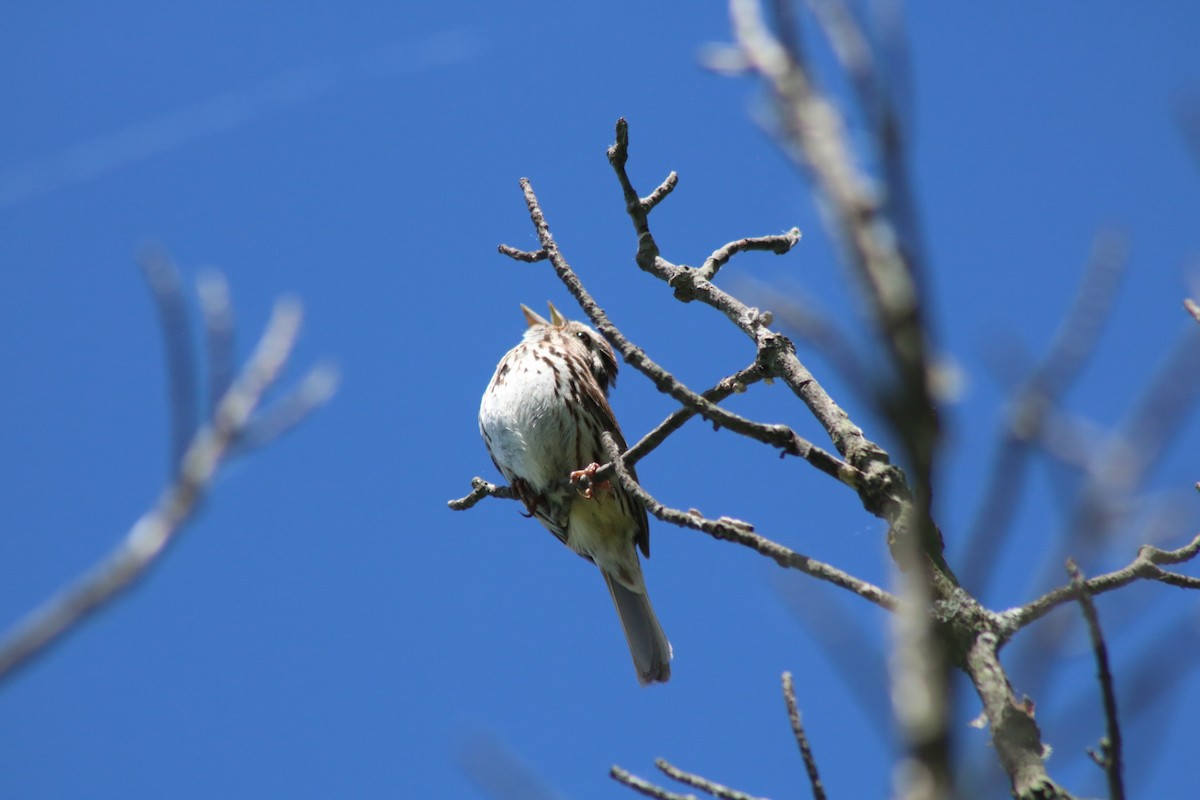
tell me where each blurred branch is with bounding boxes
[962,231,1128,596]
[729,0,938,492]
[782,672,827,800]
[725,5,952,797]
[458,731,569,800]
[1066,561,1125,800]
[0,261,335,682]
[655,760,767,800]
[773,573,892,734]
[140,248,201,472]
[196,269,236,413]
[610,766,696,800]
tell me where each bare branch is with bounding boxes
[965,632,1067,799]
[1066,561,1125,800]
[237,363,341,449]
[643,171,679,212]
[605,118,920,566]
[782,672,827,800]
[655,760,767,800]
[999,532,1200,635]
[196,269,236,413]
[497,243,548,263]
[621,363,767,470]
[448,478,517,511]
[602,433,897,612]
[139,249,200,472]
[737,280,873,400]
[696,228,802,282]
[0,278,333,682]
[611,766,698,800]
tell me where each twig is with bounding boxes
[620,363,767,470]
[611,766,698,800]
[696,229,802,282]
[196,269,236,413]
[998,532,1200,636]
[1066,561,1124,800]
[782,672,827,800]
[496,244,548,263]
[655,760,767,800]
[448,478,517,510]
[643,172,679,212]
[139,248,200,472]
[602,433,897,611]
[0,265,334,682]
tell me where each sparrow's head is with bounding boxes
[521,302,619,393]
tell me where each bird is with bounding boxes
[478,301,672,685]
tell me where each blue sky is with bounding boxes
[2,3,1199,798]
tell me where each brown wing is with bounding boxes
[574,361,652,559]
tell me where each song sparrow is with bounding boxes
[478,302,672,685]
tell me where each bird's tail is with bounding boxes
[603,571,672,685]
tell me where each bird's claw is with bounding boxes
[569,463,609,499]
[512,478,540,517]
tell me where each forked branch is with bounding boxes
[0,258,336,682]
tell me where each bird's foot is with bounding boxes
[511,478,540,518]
[569,463,610,499]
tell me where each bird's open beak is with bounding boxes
[547,302,566,327]
[521,304,549,328]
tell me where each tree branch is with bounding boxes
[611,766,698,800]
[0,263,335,682]
[999,532,1200,635]
[1066,561,1125,800]
[965,633,1068,799]
[604,116,918,557]
[696,229,802,282]
[655,760,766,800]
[782,671,827,800]
[602,433,897,612]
